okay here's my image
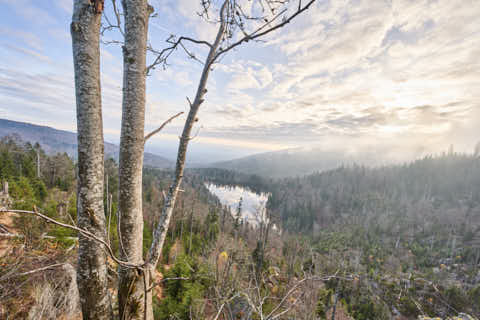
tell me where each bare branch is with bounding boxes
[146,277,190,292]
[0,209,141,269]
[0,263,66,282]
[116,210,129,259]
[186,96,193,107]
[101,39,124,46]
[214,0,316,60]
[101,0,124,37]
[107,194,113,247]
[111,0,124,36]
[0,232,23,239]
[144,111,184,144]
[211,293,242,320]
[147,36,213,74]
[147,0,229,270]
[266,272,341,319]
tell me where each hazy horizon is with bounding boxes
[0,0,479,164]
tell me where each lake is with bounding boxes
[206,183,269,226]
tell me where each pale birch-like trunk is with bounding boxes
[71,1,110,319]
[118,0,153,319]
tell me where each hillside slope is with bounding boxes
[0,118,173,168]
[211,145,431,178]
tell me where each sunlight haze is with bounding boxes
[0,0,478,161]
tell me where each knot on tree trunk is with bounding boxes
[90,0,104,14]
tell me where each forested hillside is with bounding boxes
[0,136,232,318]
[268,153,480,233]
[210,145,435,179]
[198,154,480,318]
[1,135,479,319]
[0,119,173,169]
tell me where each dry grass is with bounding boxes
[0,211,81,319]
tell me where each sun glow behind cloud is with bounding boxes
[0,0,478,161]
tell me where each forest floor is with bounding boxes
[0,211,17,257]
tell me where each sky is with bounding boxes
[0,0,479,163]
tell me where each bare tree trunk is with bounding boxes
[71,1,110,319]
[117,0,154,319]
[147,0,228,272]
[188,199,195,256]
[331,282,340,320]
[36,149,40,178]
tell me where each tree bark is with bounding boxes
[71,1,110,319]
[118,0,153,319]
[147,0,228,273]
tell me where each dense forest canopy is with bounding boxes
[268,153,480,232]
[1,136,480,319]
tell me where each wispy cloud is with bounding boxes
[0,0,56,25]
[0,0,478,160]
[2,44,50,62]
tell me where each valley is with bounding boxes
[1,134,479,319]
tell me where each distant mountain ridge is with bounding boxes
[0,118,173,168]
[210,145,434,178]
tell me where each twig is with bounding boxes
[214,0,316,60]
[186,96,193,108]
[101,0,124,36]
[147,36,213,74]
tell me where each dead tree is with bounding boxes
[147,0,317,275]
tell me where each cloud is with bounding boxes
[47,28,71,43]
[1,0,479,160]
[2,44,50,62]
[0,27,43,51]
[0,0,56,25]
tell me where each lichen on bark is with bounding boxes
[71,0,111,319]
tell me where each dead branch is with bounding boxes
[146,0,229,271]
[102,0,124,36]
[147,36,213,74]
[146,0,316,76]
[214,0,316,60]
[0,232,23,238]
[146,276,190,292]
[144,111,184,144]
[265,272,341,319]
[0,209,141,269]
[0,263,66,282]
